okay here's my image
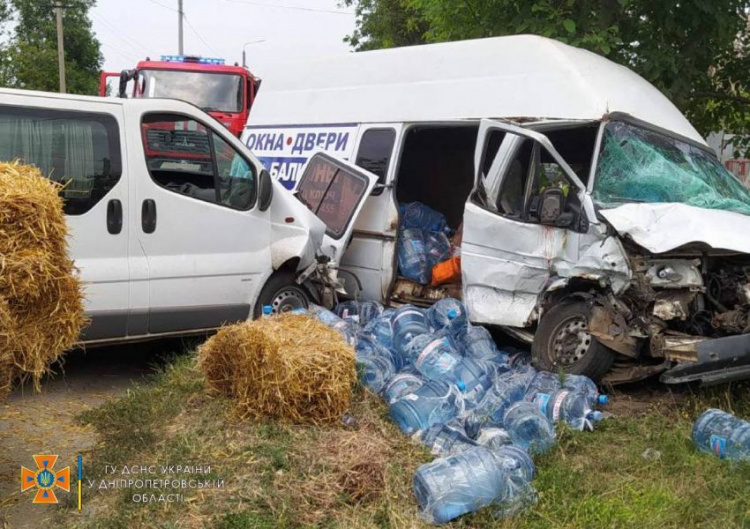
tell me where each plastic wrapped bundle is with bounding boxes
[362,310,396,350]
[398,228,430,284]
[425,231,452,268]
[307,304,357,345]
[503,401,556,454]
[427,298,467,332]
[400,201,447,232]
[334,300,384,327]
[389,380,461,435]
[417,423,478,457]
[382,372,425,404]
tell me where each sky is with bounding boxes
[91,0,357,76]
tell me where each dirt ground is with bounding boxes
[0,341,182,529]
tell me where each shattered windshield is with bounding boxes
[593,121,750,216]
[141,70,242,113]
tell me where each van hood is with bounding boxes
[599,203,750,254]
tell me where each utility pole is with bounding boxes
[55,1,66,93]
[178,0,184,55]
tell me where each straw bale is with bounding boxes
[198,314,356,424]
[0,161,86,397]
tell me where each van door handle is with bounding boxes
[106,199,123,234]
[142,199,157,234]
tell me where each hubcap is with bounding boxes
[552,316,592,365]
[270,288,307,314]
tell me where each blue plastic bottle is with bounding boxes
[476,427,513,451]
[362,311,395,350]
[425,231,452,268]
[533,390,603,431]
[398,228,430,284]
[389,380,459,435]
[464,376,530,438]
[561,373,609,406]
[451,357,493,411]
[357,353,396,395]
[412,446,522,524]
[525,371,562,401]
[502,401,556,454]
[356,336,403,371]
[692,409,750,461]
[405,335,463,383]
[418,423,478,456]
[391,306,431,354]
[427,298,467,331]
[334,300,384,327]
[306,304,357,345]
[262,305,273,317]
[401,201,447,232]
[382,372,424,404]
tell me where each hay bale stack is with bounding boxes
[0,161,86,397]
[198,314,356,424]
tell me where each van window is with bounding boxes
[496,140,533,217]
[141,114,256,210]
[355,128,395,195]
[0,105,122,216]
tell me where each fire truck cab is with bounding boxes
[99,55,259,137]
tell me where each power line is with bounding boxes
[221,0,354,15]
[183,15,219,56]
[149,0,178,12]
[92,12,152,56]
[100,40,141,62]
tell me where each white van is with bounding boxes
[0,88,376,344]
[244,35,750,385]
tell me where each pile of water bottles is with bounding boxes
[303,297,609,524]
[397,202,454,285]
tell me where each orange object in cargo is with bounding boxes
[431,256,461,286]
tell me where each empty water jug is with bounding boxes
[363,311,395,350]
[398,228,430,284]
[427,298,467,331]
[525,371,562,401]
[533,390,603,431]
[382,372,424,404]
[561,373,609,406]
[418,423,478,456]
[413,446,524,524]
[307,304,356,345]
[451,357,493,411]
[392,306,431,354]
[335,300,384,327]
[503,401,556,454]
[357,353,396,395]
[405,335,463,383]
[464,376,530,438]
[389,380,460,435]
[401,201,447,232]
[692,409,750,461]
[356,336,403,371]
[459,324,502,360]
[508,350,532,368]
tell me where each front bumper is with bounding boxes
[660,333,750,385]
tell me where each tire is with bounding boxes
[531,299,615,382]
[253,272,310,318]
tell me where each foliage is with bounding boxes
[0,0,102,95]
[344,0,750,141]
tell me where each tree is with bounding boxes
[1,0,102,95]
[344,0,750,140]
[343,0,428,51]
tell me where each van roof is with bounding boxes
[249,35,705,145]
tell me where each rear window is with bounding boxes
[0,105,122,215]
[297,155,369,239]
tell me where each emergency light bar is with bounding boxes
[160,55,225,65]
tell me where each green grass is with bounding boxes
[59,355,750,529]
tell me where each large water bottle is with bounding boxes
[389,380,460,435]
[464,376,530,438]
[306,304,357,345]
[503,401,556,454]
[417,423,478,457]
[382,372,424,404]
[412,446,526,524]
[334,300,384,327]
[425,231,452,268]
[533,390,603,431]
[356,336,403,371]
[357,353,396,395]
[525,371,562,401]
[401,201,447,232]
[427,298,467,331]
[561,373,609,407]
[391,306,430,354]
[508,350,532,368]
[398,228,430,284]
[362,311,395,350]
[692,409,750,461]
[405,335,463,383]
[451,357,493,411]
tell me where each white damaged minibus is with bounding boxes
[244,35,750,385]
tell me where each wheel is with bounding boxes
[531,300,614,382]
[253,272,310,318]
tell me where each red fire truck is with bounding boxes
[99,55,260,137]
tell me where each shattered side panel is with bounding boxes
[562,226,631,293]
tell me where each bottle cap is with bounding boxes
[589,411,604,422]
[598,395,609,405]
[262,305,273,315]
[447,309,457,320]
[456,380,466,391]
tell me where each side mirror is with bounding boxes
[258,169,273,212]
[539,187,563,224]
